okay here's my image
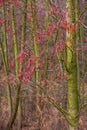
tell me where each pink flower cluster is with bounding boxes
[18,51,38,84]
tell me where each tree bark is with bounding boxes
[66,0,79,130]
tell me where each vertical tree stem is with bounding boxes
[66,0,79,129]
[2,1,12,118]
[45,0,50,78]
[6,1,20,129]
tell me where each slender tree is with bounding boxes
[66,0,79,130]
[18,0,28,129]
[2,1,12,118]
[6,0,20,129]
[45,0,50,78]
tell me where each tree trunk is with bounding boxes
[66,0,79,130]
[2,1,12,118]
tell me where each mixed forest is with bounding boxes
[0,0,87,130]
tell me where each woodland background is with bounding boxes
[0,0,87,130]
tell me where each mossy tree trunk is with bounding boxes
[6,0,20,129]
[2,1,12,118]
[66,0,79,130]
[45,0,50,78]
